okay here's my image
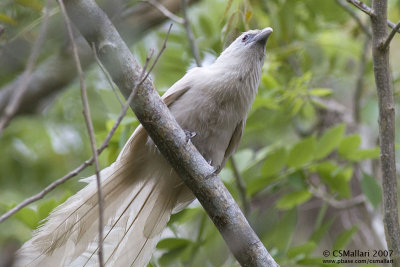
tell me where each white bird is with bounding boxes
[16,27,273,267]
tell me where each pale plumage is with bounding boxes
[16,27,272,267]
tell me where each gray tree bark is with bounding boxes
[63,0,278,266]
[370,0,400,265]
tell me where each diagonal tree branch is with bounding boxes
[0,0,199,123]
[370,0,400,265]
[346,0,400,34]
[346,0,374,16]
[335,0,371,37]
[63,0,277,266]
[0,0,50,135]
[0,33,167,225]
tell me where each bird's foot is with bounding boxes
[207,160,220,174]
[184,130,196,143]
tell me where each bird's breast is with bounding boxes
[169,83,248,166]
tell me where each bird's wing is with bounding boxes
[163,86,190,107]
[118,69,196,159]
[161,68,200,106]
[222,120,245,167]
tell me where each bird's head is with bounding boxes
[215,27,273,66]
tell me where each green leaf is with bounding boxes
[276,190,312,210]
[15,207,39,229]
[264,209,297,251]
[287,137,316,169]
[350,147,380,161]
[253,96,281,110]
[314,124,345,160]
[309,88,332,97]
[15,0,43,12]
[333,226,358,250]
[262,74,279,89]
[156,238,192,250]
[315,162,353,198]
[199,15,213,36]
[261,147,288,177]
[287,241,316,259]
[310,218,334,244]
[37,199,58,221]
[169,208,200,225]
[159,246,188,265]
[0,14,17,26]
[338,134,361,158]
[338,134,380,161]
[233,149,254,172]
[291,98,304,115]
[247,175,279,196]
[361,173,382,208]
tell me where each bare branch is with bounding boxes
[308,184,366,210]
[63,0,277,265]
[0,29,171,225]
[0,0,50,135]
[58,1,104,265]
[346,0,374,16]
[335,0,371,37]
[370,0,400,264]
[382,21,400,50]
[230,157,250,217]
[0,157,93,224]
[92,43,124,107]
[144,0,184,24]
[346,0,400,34]
[0,0,198,119]
[181,0,201,67]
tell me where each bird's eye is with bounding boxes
[242,35,249,42]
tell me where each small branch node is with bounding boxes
[382,21,400,50]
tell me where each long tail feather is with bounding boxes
[16,128,191,267]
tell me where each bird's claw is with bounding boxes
[207,160,220,174]
[184,130,196,143]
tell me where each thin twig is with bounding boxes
[230,157,250,217]
[0,158,93,224]
[308,185,366,209]
[0,0,50,135]
[382,21,400,50]
[92,43,124,107]
[335,0,371,37]
[58,0,104,265]
[144,0,184,24]
[346,0,400,34]
[181,0,201,67]
[133,24,173,96]
[0,25,173,225]
[346,0,373,16]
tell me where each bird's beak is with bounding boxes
[253,27,273,46]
